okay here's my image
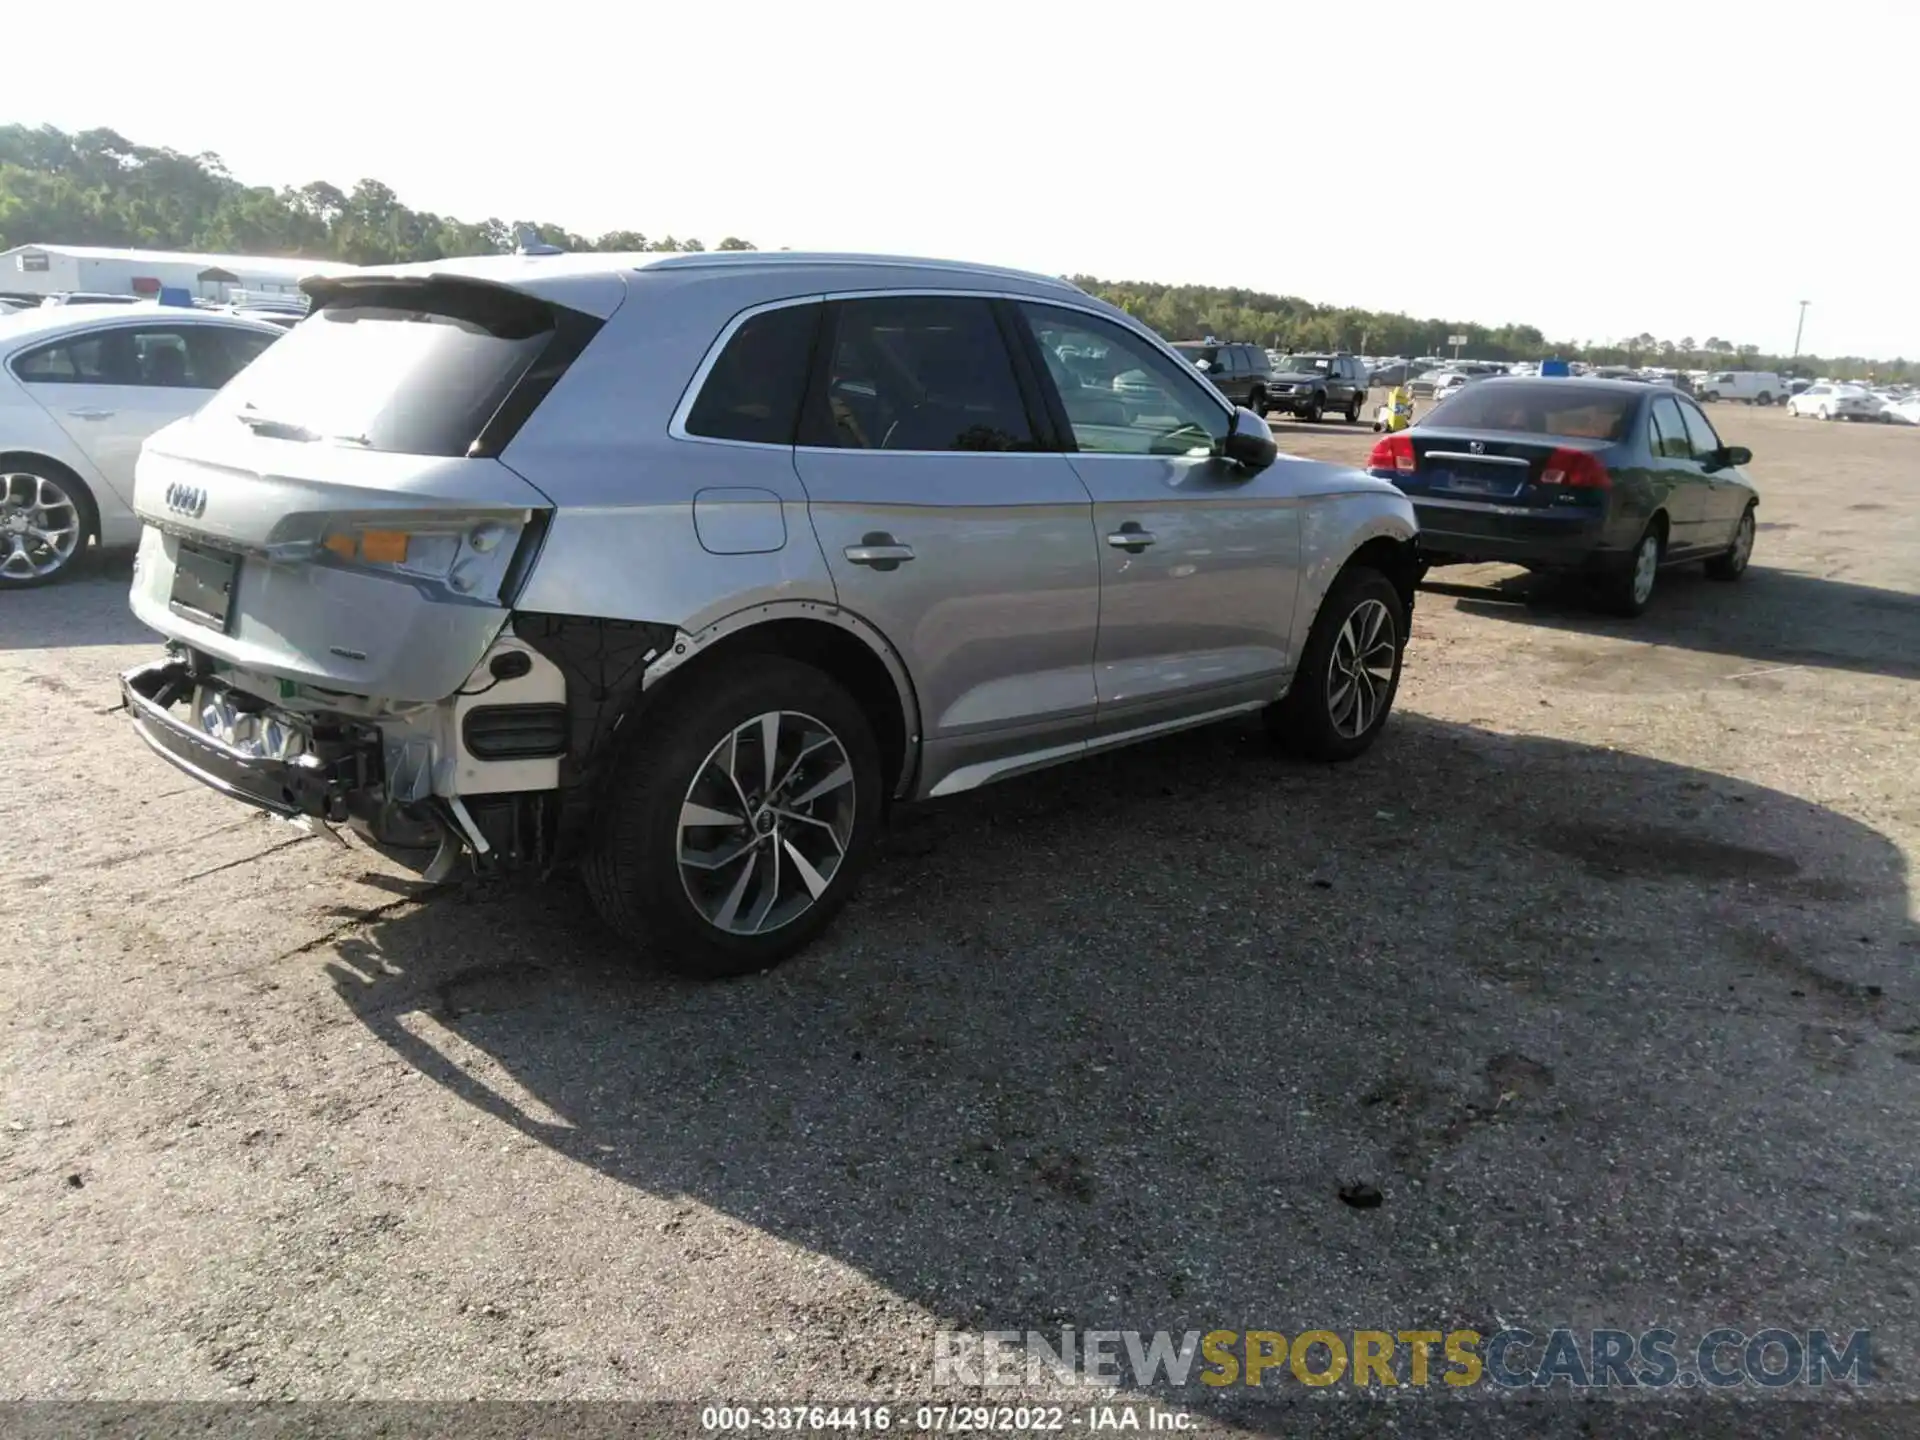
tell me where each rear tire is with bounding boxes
[582,657,883,979]
[1345,394,1363,423]
[1266,567,1405,762]
[1601,525,1663,617]
[1249,386,1269,418]
[0,459,94,589]
[1705,505,1755,582]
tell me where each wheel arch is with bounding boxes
[1342,532,1422,622]
[642,602,922,801]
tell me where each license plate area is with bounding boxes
[1429,467,1525,499]
[169,542,239,632]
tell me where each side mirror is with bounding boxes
[1723,445,1752,467]
[1221,407,1277,471]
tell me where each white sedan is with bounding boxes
[1883,395,1920,426]
[0,305,282,585]
[1786,383,1881,422]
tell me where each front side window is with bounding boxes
[685,301,820,444]
[805,296,1035,452]
[211,327,280,385]
[1020,303,1228,457]
[1677,401,1722,460]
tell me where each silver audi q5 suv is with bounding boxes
[121,251,1419,977]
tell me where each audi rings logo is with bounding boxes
[164,482,207,519]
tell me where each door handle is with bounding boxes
[66,408,115,421]
[1106,524,1157,553]
[843,533,915,571]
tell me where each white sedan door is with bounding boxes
[14,322,272,506]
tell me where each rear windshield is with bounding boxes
[203,281,562,456]
[1422,381,1638,441]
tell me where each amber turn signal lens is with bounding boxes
[322,533,357,560]
[357,530,410,564]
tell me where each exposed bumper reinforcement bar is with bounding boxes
[121,658,381,822]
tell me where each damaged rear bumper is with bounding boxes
[121,657,382,822]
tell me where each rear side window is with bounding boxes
[804,295,1036,452]
[1424,382,1638,441]
[12,324,249,388]
[685,302,820,445]
[202,280,575,456]
[1648,396,1692,458]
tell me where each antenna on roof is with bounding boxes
[512,226,565,257]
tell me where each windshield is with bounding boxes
[203,282,561,456]
[1277,355,1332,373]
[1422,381,1638,441]
[1173,344,1220,367]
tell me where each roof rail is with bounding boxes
[634,250,1084,293]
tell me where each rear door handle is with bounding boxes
[66,408,115,420]
[1106,524,1156,553]
[844,534,915,571]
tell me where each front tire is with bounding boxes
[1345,394,1363,423]
[583,657,883,978]
[1249,386,1269,418]
[1266,568,1405,761]
[1705,506,1756,581]
[1300,394,1324,423]
[0,463,93,589]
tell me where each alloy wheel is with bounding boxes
[0,471,82,582]
[1730,510,1755,571]
[1326,598,1396,740]
[676,710,857,936]
[1631,535,1660,606]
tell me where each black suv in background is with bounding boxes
[1172,341,1273,414]
[1267,352,1371,423]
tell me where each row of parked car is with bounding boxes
[0,254,1764,981]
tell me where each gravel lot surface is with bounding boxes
[1,401,1914,1435]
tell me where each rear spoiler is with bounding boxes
[303,266,627,321]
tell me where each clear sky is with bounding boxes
[13,0,1917,358]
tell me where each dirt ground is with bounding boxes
[1,400,1915,1434]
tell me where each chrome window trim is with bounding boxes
[668,287,1234,458]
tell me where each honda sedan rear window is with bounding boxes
[1423,382,1638,441]
[201,281,569,456]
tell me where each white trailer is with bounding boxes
[0,244,353,304]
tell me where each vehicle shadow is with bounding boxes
[325,714,1915,1429]
[1421,563,1920,683]
[0,553,151,650]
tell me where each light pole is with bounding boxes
[1791,300,1809,365]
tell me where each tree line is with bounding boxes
[1,124,1903,380]
[0,125,754,264]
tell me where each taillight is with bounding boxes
[1541,447,1610,488]
[1367,433,1416,473]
